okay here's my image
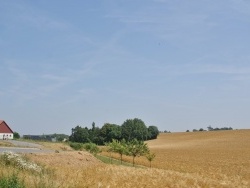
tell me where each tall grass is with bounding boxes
[0,173,25,188]
[0,152,55,188]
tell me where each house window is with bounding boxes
[9,135,11,137]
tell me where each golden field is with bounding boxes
[100,130,250,187]
[1,129,250,188]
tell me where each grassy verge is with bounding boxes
[0,141,15,147]
[0,173,25,188]
[96,154,145,168]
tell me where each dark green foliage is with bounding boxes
[192,126,234,132]
[147,126,159,140]
[163,130,171,133]
[207,125,233,131]
[13,132,20,139]
[121,118,148,141]
[69,126,90,143]
[0,174,25,188]
[207,125,213,131]
[89,123,101,145]
[69,118,159,145]
[99,123,121,144]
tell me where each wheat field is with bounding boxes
[101,129,250,187]
[1,129,249,187]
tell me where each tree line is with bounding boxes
[188,125,233,132]
[69,118,159,145]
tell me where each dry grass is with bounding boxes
[0,140,15,147]
[18,152,241,188]
[37,141,73,151]
[1,130,249,187]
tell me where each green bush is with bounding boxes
[0,174,25,188]
[13,132,20,139]
[69,142,84,150]
[83,143,101,156]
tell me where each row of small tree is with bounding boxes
[105,139,155,167]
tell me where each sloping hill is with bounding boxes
[145,130,250,186]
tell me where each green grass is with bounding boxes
[96,155,145,168]
[0,174,25,188]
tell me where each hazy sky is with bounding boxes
[1,0,250,135]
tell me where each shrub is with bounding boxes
[69,142,84,150]
[83,143,101,156]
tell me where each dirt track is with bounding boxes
[0,140,53,153]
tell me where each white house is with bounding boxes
[0,120,14,140]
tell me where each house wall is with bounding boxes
[0,133,13,140]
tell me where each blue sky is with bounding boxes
[1,0,250,135]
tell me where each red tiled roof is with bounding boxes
[0,120,14,133]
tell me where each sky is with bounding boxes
[1,0,250,135]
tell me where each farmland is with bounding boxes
[1,129,249,187]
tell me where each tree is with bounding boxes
[111,139,128,164]
[147,126,159,140]
[69,126,90,143]
[146,152,156,168]
[105,141,116,164]
[100,123,121,144]
[127,139,149,167]
[121,118,148,141]
[13,132,20,139]
[89,126,101,145]
[207,125,213,131]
